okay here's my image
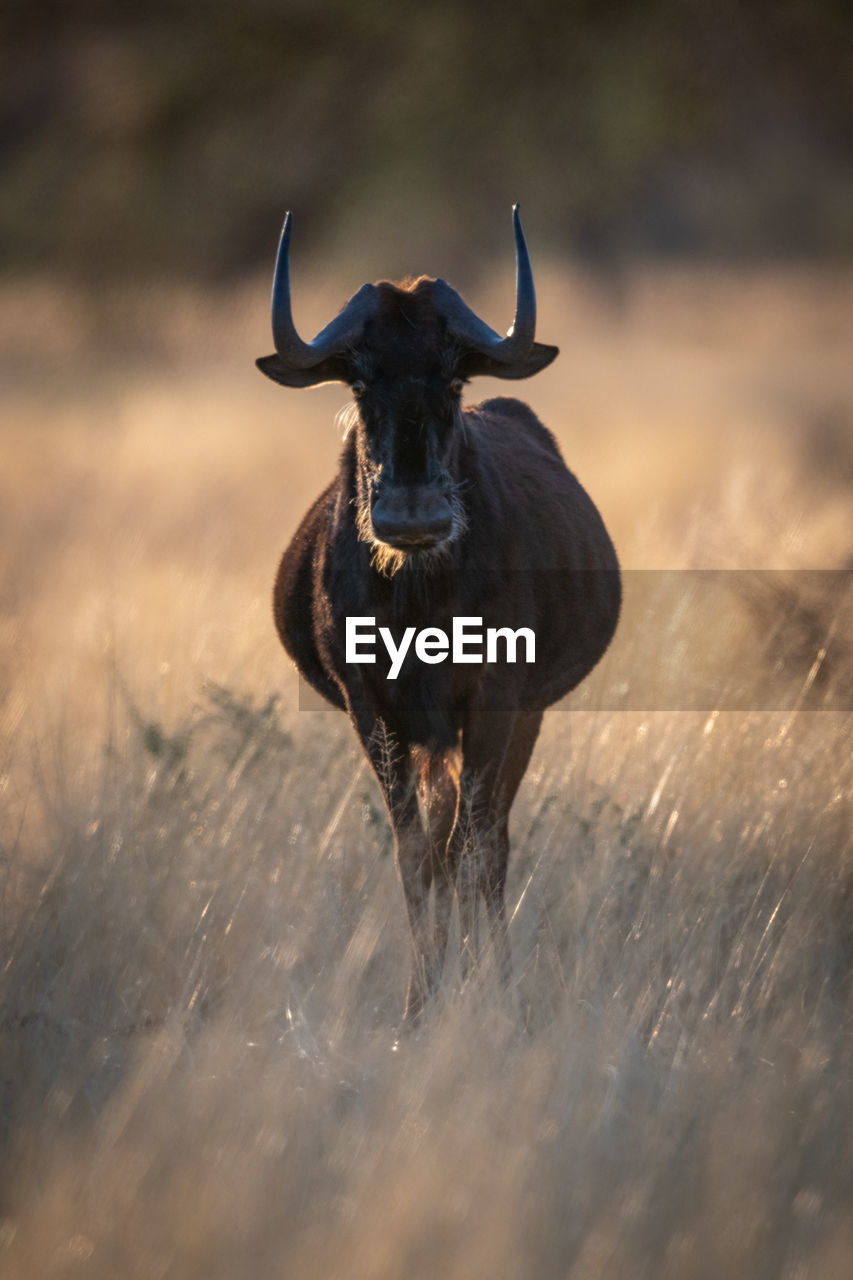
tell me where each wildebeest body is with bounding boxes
[259,209,620,1021]
[275,397,619,745]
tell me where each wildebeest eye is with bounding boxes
[351,380,366,395]
[449,378,464,396]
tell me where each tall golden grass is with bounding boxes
[0,264,851,1277]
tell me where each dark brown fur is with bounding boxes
[257,212,618,1020]
[271,303,621,1018]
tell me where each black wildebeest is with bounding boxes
[257,208,620,1022]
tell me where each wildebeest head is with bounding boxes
[257,207,558,566]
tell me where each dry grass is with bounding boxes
[0,263,852,1277]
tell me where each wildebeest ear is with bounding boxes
[256,353,352,389]
[457,341,559,381]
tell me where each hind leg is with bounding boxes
[417,750,461,993]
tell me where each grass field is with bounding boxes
[1,263,852,1277]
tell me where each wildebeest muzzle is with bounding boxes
[370,483,454,550]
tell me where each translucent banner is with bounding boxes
[297,570,852,712]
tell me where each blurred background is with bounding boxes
[1,6,853,1276]
[2,0,852,285]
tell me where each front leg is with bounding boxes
[447,696,519,985]
[347,697,438,1023]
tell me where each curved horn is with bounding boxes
[432,204,537,362]
[270,212,377,370]
[505,203,536,354]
